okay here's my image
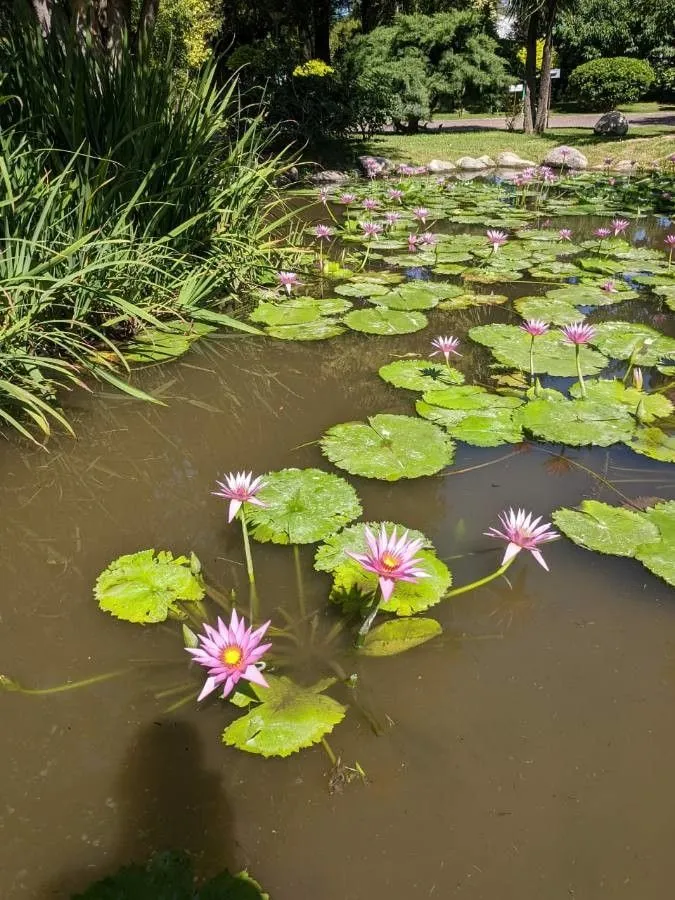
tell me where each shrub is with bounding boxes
[567,57,656,110]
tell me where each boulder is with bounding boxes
[309,169,350,185]
[476,155,496,168]
[427,158,456,173]
[543,146,588,170]
[496,150,537,169]
[455,156,488,171]
[594,111,629,136]
[358,155,393,176]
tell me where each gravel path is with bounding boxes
[429,110,675,131]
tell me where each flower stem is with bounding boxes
[1,668,130,695]
[240,508,256,585]
[529,336,535,386]
[321,736,338,767]
[293,544,306,618]
[443,558,515,600]
[356,591,381,645]
[575,344,586,398]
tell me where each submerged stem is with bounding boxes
[575,344,586,398]
[356,591,381,645]
[444,558,515,600]
[293,544,306,618]
[1,668,130,696]
[529,335,535,386]
[240,508,256,585]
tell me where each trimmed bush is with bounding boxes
[568,57,655,111]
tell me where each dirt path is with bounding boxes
[430,109,675,131]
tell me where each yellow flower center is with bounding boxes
[222,645,243,667]
[380,552,400,572]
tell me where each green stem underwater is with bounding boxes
[575,344,586,398]
[1,668,130,695]
[240,508,256,585]
[356,591,381,645]
[293,544,306,618]
[444,558,515,600]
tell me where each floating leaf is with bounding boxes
[568,379,673,424]
[94,550,204,624]
[635,502,675,586]
[378,358,464,391]
[438,292,507,309]
[358,618,442,656]
[344,307,427,335]
[519,397,635,446]
[545,284,638,307]
[625,426,675,463]
[251,297,351,326]
[314,521,432,573]
[124,323,213,363]
[222,676,346,758]
[248,468,362,544]
[552,501,659,556]
[334,281,390,298]
[371,286,439,310]
[591,322,675,366]
[469,324,607,377]
[321,414,454,480]
[331,550,452,616]
[514,296,584,325]
[417,385,524,446]
[265,319,345,341]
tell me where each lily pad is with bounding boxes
[222,676,346,758]
[568,379,673,424]
[635,502,675,585]
[94,550,204,624]
[438,292,508,310]
[469,324,607,377]
[331,550,452,616]
[371,286,439,310]
[552,500,659,556]
[320,414,454,480]
[624,426,675,463]
[251,297,351,326]
[344,307,428,335]
[248,468,362,544]
[514,296,585,325]
[334,281,390,298]
[417,385,525,447]
[378,358,464,391]
[314,521,432,573]
[265,319,345,341]
[545,284,638,307]
[358,618,442,656]
[591,322,675,366]
[519,397,635,446]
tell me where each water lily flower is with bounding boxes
[412,206,430,224]
[277,271,301,295]
[387,188,404,202]
[561,322,596,345]
[612,218,629,236]
[594,227,611,239]
[412,165,428,176]
[632,367,643,391]
[538,166,556,183]
[346,525,428,603]
[384,211,402,226]
[665,234,675,249]
[485,508,560,571]
[186,610,271,701]
[397,164,415,177]
[407,233,420,252]
[487,229,508,252]
[362,198,379,211]
[558,228,573,241]
[318,188,329,205]
[430,335,461,363]
[338,192,357,205]
[359,221,382,239]
[213,471,267,523]
[520,319,549,337]
[600,280,618,293]
[314,224,333,240]
[419,231,438,246]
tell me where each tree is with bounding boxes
[20,0,159,53]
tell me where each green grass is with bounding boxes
[358,126,675,167]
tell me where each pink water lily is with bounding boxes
[412,206,429,224]
[431,335,461,362]
[338,193,357,205]
[632,367,644,391]
[346,525,428,602]
[419,231,438,246]
[665,234,675,248]
[520,319,549,337]
[186,610,271,701]
[362,198,379,211]
[384,211,402,226]
[277,271,301,295]
[314,224,333,240]
[612,218,629,235]
[387,188,404,202]
[561,322,596,345]
[318,188,329,205]
[486,229,507,252]
[213,471,267,522]
[600,280,618,293]
[485,508,559,571]
[359,221,382,239]
[594,227,611,239]
[558,228,573,241]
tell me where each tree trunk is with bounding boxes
[534,0,558,134]
[312,0,331,64]
[137,0,160,40]
[522,11,538,134]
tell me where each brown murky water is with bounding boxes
[2,226,675,898]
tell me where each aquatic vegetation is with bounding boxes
[277,271,302,295]
[430,335,461,364]
[561,322,597,397]
[519,320,550,386]
[213,471,267,583]
[186,611,271,701]
[485,509,560,572]
[486,229,508,252]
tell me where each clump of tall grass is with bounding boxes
[0,10,295,445]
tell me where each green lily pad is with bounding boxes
[344,307,428,335]
[568,379,673,424]
[358,618,442,656]
[314,521,432,573]
[378,358,464,391]
[265,319,345,341]
[417,385,525,447]
[519,397,635,446]
[545,284,638,307]
[331,550,452,617]
[321,414,454,480]
[438,292,508,310]
[251,297,351,326]
[635,502,675,585]
[653,283,675,311]
[552,500,660,556]
[371,286,439,310]
[514,296,585,325]
[248,468,362,544]
[94,550,204,624]
[222,676,346,758]
[321,414,454,481]
[469,324,607,377]
[591,322,675,366]
[624,426,675,463]
[124,323,213,363]
[334,281,390,298]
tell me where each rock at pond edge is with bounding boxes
[594,111,629,136]
[543,146,588,170]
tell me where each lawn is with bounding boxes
[359,126,675,167]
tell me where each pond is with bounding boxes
[2,169,675,898]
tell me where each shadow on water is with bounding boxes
[38,719,234,898]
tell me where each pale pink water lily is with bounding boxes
[186,610,271,701]
[387,188,404,201]
[362,198,379,211]
[600,280,618,293]
[558,228,573,241]
[338,192,357,205]
[594,227,611,239]
[665,234,675,248]
[486,229,508,252]
[612,218,629,235]
[397,163,415,177]
[359,221,382,239]
[407,233,420,252]
[384,211,402,226]
[314,224,333,240]
[632,367,644,391]
[430,335,461,362]
[412,206,429,223]
[419,231,438,246]
[346,525,428,602]
[539,166,556,183]
[276,271,301,294]
[561,322,596,345]
[318,188,329,205]
[213,471,267,522]
[485,508,559,571]
[520,319,549,337]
